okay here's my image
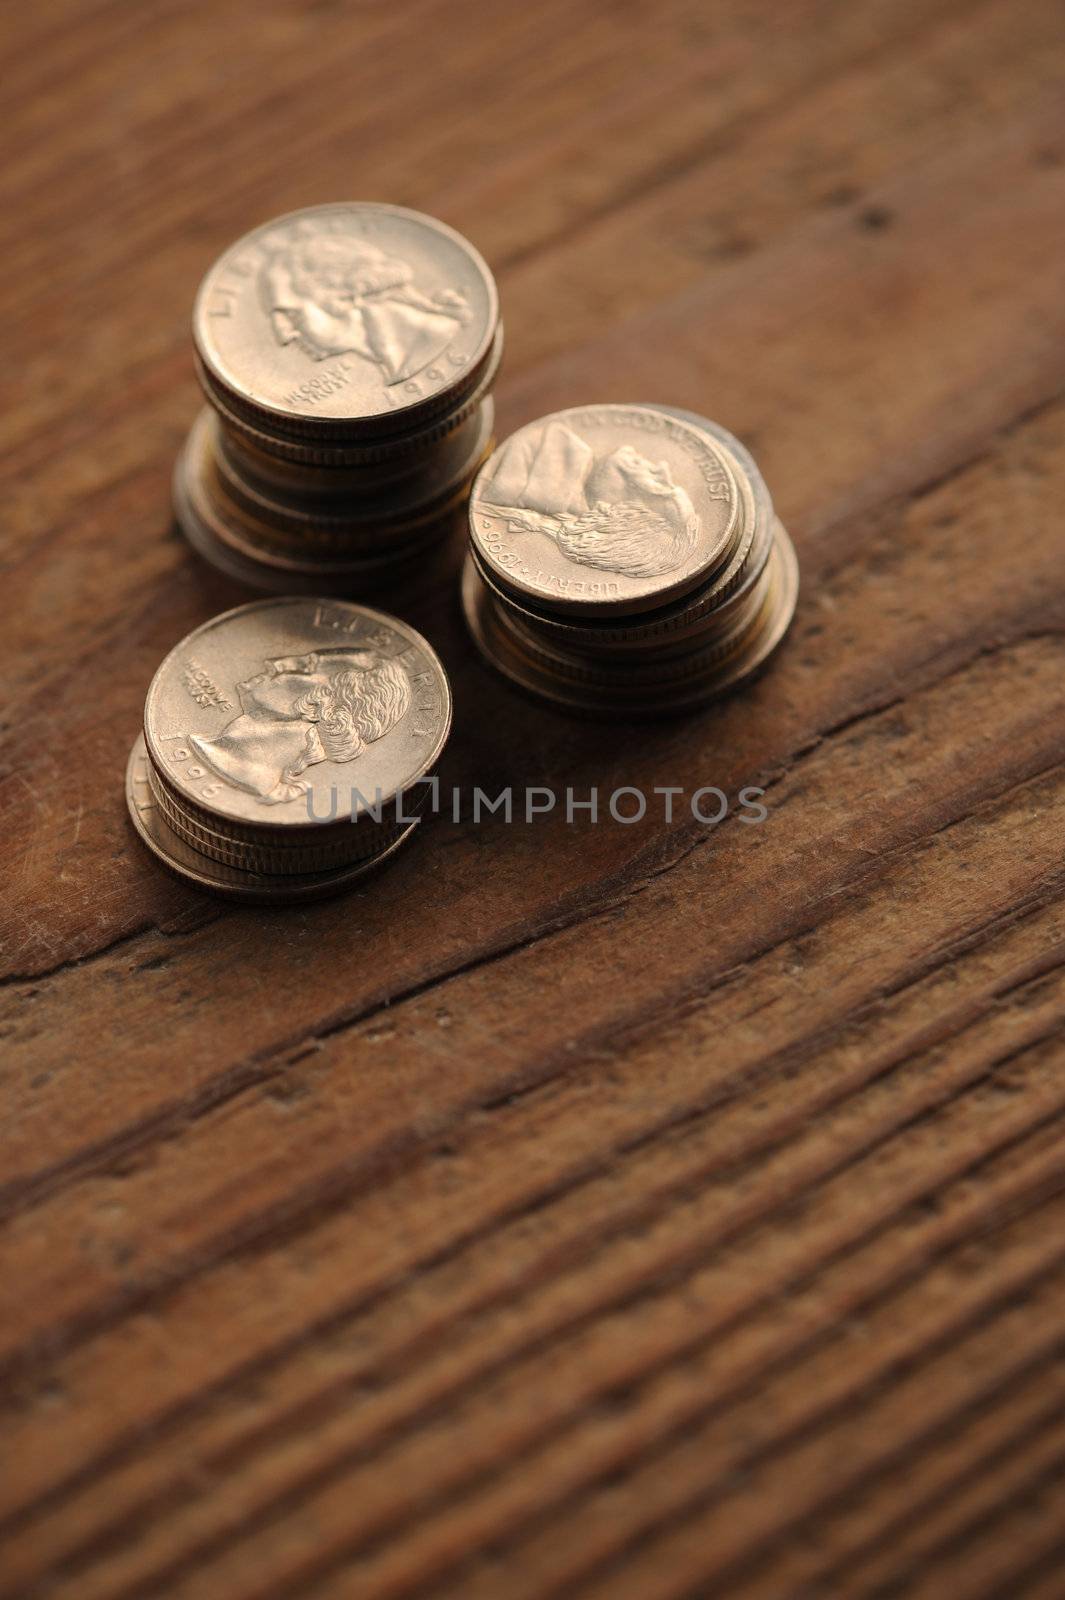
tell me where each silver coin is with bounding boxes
[461,514,799,715]
[469,404,740,617]
[193,203,499,441]
[126,735,421,903]
[174,400,491,589]
[143,598,451,829]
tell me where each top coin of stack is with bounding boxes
[174,204,502,592]
[462,404,797,713]
[126,597,452,902]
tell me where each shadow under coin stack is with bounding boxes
[463,404,798,714]
[174,204,502,593]
[126,599,451,902]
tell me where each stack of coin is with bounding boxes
[462,404,798,713]
[126,598,451,901]
[175,204,502,592]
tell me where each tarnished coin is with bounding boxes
[194,203,499,442]
[469,404,740,616]
[130,599,451,899]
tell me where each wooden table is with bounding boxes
[3,3,1065,1596]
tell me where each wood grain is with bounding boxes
[2,2,1064,1597]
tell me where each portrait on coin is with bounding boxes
[480,419,700,578]
[187,648,412,805]
[261,230,470,385]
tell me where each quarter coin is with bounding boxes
[193,203,499,442]
[130,598,451,898]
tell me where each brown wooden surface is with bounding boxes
[3,2,1065,1596]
